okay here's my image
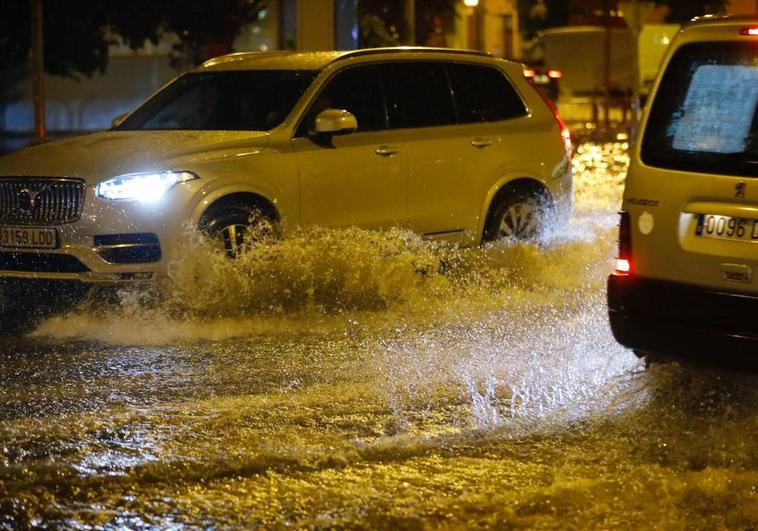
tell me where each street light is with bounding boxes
[463,0,479,6]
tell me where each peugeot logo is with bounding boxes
[18,188,41,212]
[735,181,746,199]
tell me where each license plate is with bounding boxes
[696,214,758,242]
[0,226,58,249]
[533,74,550,84]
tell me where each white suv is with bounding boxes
[0,48,572,285]
[608,16,758,364]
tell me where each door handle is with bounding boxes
[471,138,494,149]
[375,146,400,157]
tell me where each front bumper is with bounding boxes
[0,249,160,283]
[0,180,203,284]
[608,274,758,363]
[0,225,166,284]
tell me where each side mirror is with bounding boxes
[314,108,358,136]
[111,112,128,129]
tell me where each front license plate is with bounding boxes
[0,226,58,249]
[696,214,758,243]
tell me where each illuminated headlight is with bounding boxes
[97,171,198,202]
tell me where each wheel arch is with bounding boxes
[193,190,281,229]
[477,176,554,243]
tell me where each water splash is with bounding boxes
[30,143,629,343]
[29,141,637,431]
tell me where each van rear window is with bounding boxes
[641,42,758,177]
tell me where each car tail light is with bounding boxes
[740,27,758,36]
[527,80,572,161]
[614,211,633,276]
[523,68,537,78]
[615,258,631,274]
[547,69,562,79]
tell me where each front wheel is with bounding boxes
[482,190,551,243]
[200,207,277,258]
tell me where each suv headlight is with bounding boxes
[97,171,198,201]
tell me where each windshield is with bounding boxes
[116,70,317,131]
[642,42,758,177]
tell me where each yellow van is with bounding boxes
[608,15,758,364]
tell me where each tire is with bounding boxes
[200,206,277,258]
[482,189,550,243]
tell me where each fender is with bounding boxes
[188,182,284,227]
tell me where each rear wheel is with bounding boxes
[483,190,550,242]
[200,206,277,258]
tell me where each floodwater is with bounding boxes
[1,143,757,528]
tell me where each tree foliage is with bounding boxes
[357,0,458,48]
[517,0,572,41]
[0,0,269,79]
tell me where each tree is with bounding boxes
[655,0,727,23]
[0,0,269,79]
[518,0,569,42]
[415,0,457,47]
[357,0,457,48]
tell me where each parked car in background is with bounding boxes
[0,48,572,288]
[608,16,758,365]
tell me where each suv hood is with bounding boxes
[0,130,271,183]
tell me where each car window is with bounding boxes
[446,63,527,123]
[388,62,456,128]
[642,42,758,177]
[117,70,316,131]
[297,64,387,136]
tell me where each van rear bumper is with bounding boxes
[608,275,758,363]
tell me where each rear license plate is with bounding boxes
[696,214,758,242]
[0,226,58,249]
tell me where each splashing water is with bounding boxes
[32,214,619,342]
[32,143,628,346]
[8,143,758,528]
[29,142,635,429]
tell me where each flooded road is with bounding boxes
[2,143,757,528]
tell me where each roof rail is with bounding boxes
[329,46,492,65]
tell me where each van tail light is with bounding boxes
[528,80,572,161]
[740,27,758,36]
[614,211,633,276]
[547,69,562,79]
[523,67,537,78]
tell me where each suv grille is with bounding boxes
[0,178,86,225]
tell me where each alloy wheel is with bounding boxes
[496,202,539,239]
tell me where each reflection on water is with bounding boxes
[3,143,758,528]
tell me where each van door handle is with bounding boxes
[375,146,400,157]
[471,138,494,149]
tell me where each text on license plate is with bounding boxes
[696,214,758,242]
[0,226,58,249]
